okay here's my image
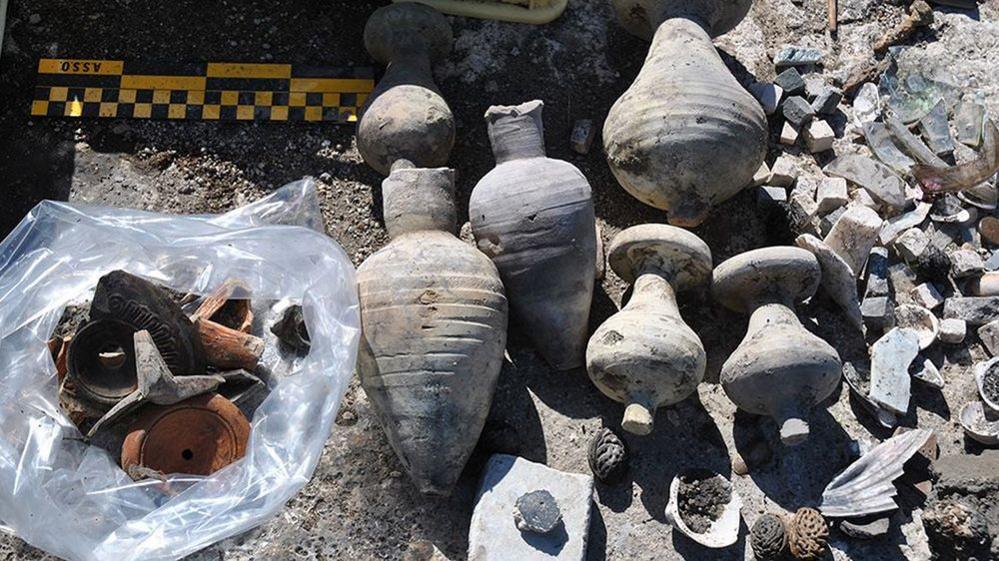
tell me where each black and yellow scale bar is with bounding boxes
[32,59,376,123]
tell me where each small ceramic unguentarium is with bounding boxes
[356,161,508,495]
[713,247,842,446]
[586,224,712,435]
[603,0,767,227]
[358,3,455,175]
[470,100,597,370]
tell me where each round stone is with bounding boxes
[513,490,562,534]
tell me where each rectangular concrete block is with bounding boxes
[468,455,594,561]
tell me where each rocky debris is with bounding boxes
[839,515,891,540]
[939,318,967,344]
[912,283,945,310]
[803,120,835,153]
[750,514,787,560]
[816,177,848,214]
[774,45,822,69]
[676,473,731,534]
[811,87,843,116]
[873,0,934,55]
[770,156,799,187]
[781,122,800,146]
[587,427,627,483]
[852,83,881,126]
[955,102,986,148]
[774,67,806,96]
[944,297,999,326]
[570,119,595,155]
[270,304,311,353]
[468,455,592,561]
[783,96,814,127]
[513,490,562,534]
[922,500,992,561]
[870,328,921,414]
[759,186,788,206]
[787,508,828,560]
[864,122,917,173]
[978,320,999,356]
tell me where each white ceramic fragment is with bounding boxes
[869,328,920,415]
[974,357,999,414]
[664,470,742,549]
[911,357,944,388]
[959,401,999,445]
[820,429,934,518]
[796,234,864,332]
[843,362,898,429]
[822,206,883,276]
[893,305,939,350]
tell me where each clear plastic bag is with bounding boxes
[0,180,360,561]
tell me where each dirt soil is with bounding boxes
[677,472,732,534]
[2,1,999,560]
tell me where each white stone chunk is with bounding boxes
[911,283,944,310]
[939,318,967,344]
[894,228,931,263]
[804,120,836,153]
[780,121,800,146]
[770,156,798,188]
[823,205,884,276]
[817,177,849,214]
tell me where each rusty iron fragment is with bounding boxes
[197,318,265,371]
[191,279,254,334]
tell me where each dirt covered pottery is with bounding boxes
[356,161,509,495]
[470,100,597,370]
[358,3,455,175]
[603,0,767,227]
[713,247,842,446]
[586,224,711,435]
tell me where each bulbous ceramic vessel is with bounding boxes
[713,247,842,446]
[356,161,508,495]
[358,3,455,175]
[586,224,711,435]
[470,100,597,370]
[603,0,767,227]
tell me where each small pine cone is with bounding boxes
[588,427,627,482]
[788,508,829,560]
[751,513,787,560]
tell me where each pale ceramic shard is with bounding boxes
[824,155,906,210]
[954,102,986,148]
[713,247,842,446]
[603,0,766,226]
[862,122,916,173]
[822,205,884,276]
[918,100,955,156]
[357,3,455,175]
[586,224,711,436]
[357,161,508,495]
[869,328,920,415]
[470,100,597,370]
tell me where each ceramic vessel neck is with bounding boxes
[486,100,547,165]
[746,300,800,335]
[382,161,457,238]
[629,272,680,319]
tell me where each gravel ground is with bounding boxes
[2,1,999,560]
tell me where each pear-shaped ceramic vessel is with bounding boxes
[358,3,455,175]
[713,247,842,446]
[356,161,508,495]
[586,224,711,435]
[603,0,767,227]
[470,100,597,370]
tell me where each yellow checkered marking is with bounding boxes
[31,86,361,123]
[32,59,373,123]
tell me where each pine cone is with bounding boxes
[751,513,787,560]
[788,508,829,560]
[588,427,627,482]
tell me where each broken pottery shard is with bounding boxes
[919,100,955,156]
[840,516,891,540]
[472,101,597,371]
[469,455,593,561]
[911,357,944,388]
[824,206,883,276]
[825,155,906,211]
[862,122,916,173]
[944,296,999,327]
[603,2,766,227]
[915,120,999,193]
[959,401,999,445]
[894,305,938,350]
[842,362,898,429]
[514,490,562,534]
[955,102,986,148]
[796,234,864,332]
[357,163,508,496]
[86,330,225,439]
[749,82,783,116]
[820,428,934,518]
[774,45,822,68]
[869,328,920,415]
[852,83,881,127]
[879,203,932,245]
[665,470,742,548]
[885,115,948,167]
